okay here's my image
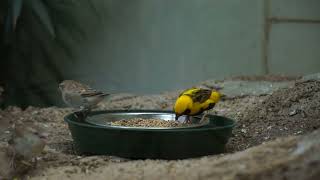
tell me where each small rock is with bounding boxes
[241,129,247,133]
[31,111,39,115]
[289,110,297,116]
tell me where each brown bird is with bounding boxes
[58,80,110,111]
[8,124,47,161]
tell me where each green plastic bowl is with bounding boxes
[64,110,235,160]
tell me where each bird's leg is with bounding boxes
[74,107,84,119]
[9,150,16,168]
[74,111,79,118]
[81,108,90,118]
[199,112,208,124]
[184,116,192,124]
[74,111,82,119]
[33,157,38,168]
[74,108,90,121]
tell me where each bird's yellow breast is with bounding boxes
[188,101,201,115]
[174,95,193,115]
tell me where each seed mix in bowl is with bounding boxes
[110,118,190,128]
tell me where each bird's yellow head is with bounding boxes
[210,91,221,103]
[174,95,193,120]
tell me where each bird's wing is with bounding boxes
[190,89,211,103]
[80,88,109,97]
[178,88,197,97]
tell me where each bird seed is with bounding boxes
[110,118,189,128]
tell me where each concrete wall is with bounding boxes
[68,0,265,94]
[67,0,320,94]
[3,0,320,107]
[269,0,320,74]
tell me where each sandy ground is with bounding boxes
[0,76,320,179]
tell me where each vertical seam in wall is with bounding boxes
[262,0,271,74]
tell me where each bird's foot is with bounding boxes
[199,112,208,124]
[74,109,90,121]
[184,116,192,124]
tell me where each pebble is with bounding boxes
[241,129,247,133]
[289,110,297,116]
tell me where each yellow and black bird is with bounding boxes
[174,88,221,123]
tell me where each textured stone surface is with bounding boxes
[30,130,320,180]
[303,73,320,81]
[204,80,293,97]
[1,78,320,179]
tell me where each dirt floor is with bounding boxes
[0,76,320,179]
[227,80,320,152]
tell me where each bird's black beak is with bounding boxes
[175,114,180,121]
